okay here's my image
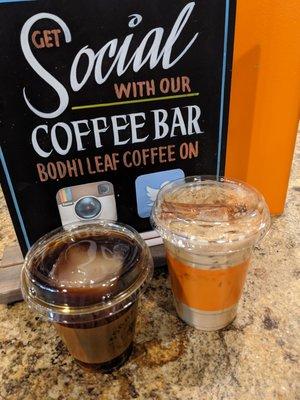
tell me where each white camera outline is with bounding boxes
[57,181,118,226]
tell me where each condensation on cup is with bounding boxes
[151,176,271,331]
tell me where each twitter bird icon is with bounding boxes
[146,181,169,207]
[135,169,185,218]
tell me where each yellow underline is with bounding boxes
[71,92,200,111]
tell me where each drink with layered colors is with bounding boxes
[151,176,270,331]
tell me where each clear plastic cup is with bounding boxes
[151,176,270,331]
[21,221,153,372]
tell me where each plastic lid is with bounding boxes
[151,176,271,253]
[21,221,153,324]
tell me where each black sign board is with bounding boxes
[0,0,235,255]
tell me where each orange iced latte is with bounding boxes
[151,176,270,330]
[166,252,249,312]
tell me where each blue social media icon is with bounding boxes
[135,169,185,218]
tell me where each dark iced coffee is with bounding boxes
[21,222,153,372]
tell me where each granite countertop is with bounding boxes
[0,135,299,400]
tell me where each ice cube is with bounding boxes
[50,240,123,286]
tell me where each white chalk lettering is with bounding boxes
[21,3,199,118]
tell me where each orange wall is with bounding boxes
[226,0,300,214]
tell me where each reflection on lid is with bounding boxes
[49,239,124,287]
[151,177,271,249]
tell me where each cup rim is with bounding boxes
[151,175,271,251]
[21,220,153,322]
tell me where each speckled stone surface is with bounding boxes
[0,134,299,400]
[0,189,17,257]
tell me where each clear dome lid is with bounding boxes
[21,221,153,324]
[151,176,271,253]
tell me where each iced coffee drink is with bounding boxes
[151,176,270,331]
[21,221,153,371]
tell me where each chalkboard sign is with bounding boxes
[0,0,236,255]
